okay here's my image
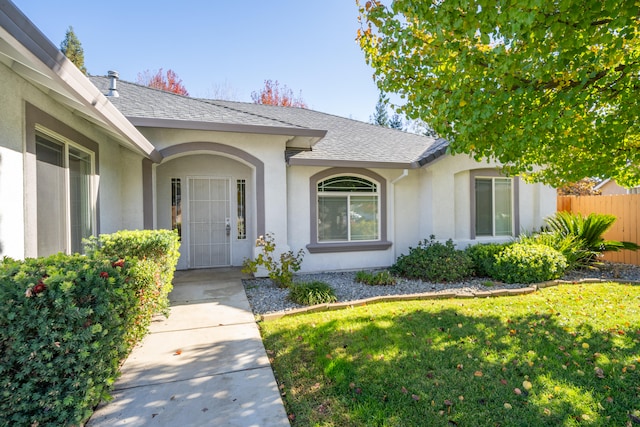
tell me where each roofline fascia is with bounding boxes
[0,1,160,162]
[416,146,449,167]
[127,116,327,138]
[288,158,418,169]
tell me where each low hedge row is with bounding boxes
[0,229,180,427]
[391,237,568,284]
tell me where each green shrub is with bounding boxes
[289,281,338,305]
[0,254,135,426]
[242,233,305,288]
[355,270,396,286]
[491,243,568,284]
[391,235,474,282]
[85,229,180,318]
[465,243,509,277]
[0,230,180,427]
[518,231,591,270]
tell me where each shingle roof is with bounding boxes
[89,76,449,167]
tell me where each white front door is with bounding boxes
[187,177,231,268]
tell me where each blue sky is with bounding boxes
[13,0,383,122]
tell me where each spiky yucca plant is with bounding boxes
[545,211,639,265]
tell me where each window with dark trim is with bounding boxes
[307,168,392,253]
[474,176,514,237]
[317,176,379,242]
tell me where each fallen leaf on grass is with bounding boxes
[595,367,605,378]
[514,388,522,395]
[522,381,532,390]
[474,371,483,377]
[401,386,408,394]
[412,394,420,401]
[504,403,513,409]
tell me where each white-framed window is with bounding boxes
[35,130,95,256]
[317,176,379,242]
[474,177,513,237]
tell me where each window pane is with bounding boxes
[68,147,92,253]
[494,179,512,236]
[475,179,493,236]
[36,135,63,166]
[318,176,377,192]
[318,197,348,241]
[36,159,66,256]
[350,195,378,241]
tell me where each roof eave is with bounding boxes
[0,1,159,161]
[127,116,327,149]
[288,158,418,169]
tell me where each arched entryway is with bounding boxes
[156,143,264,270]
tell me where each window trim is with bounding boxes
[308,168,391,253]
[469,169,519,239]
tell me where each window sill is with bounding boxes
[306,241,393,254]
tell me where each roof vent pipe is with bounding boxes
[107,70,119,97]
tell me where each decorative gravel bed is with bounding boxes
[243,262,640,317]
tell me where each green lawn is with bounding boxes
[260,283,640,426]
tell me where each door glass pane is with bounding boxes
[318,196,348,241]
[350,195,378,241]
[171,178,182,239]
[475,178,493,236]
[237,180,246,240]
[494,179,513,236]
[68,147,92,253]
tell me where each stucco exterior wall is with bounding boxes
[286,154,556,273]
[138,127,292,268]
[0,62,145,259]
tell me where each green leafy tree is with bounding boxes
[60,26,87,75]
[357,1,640,187]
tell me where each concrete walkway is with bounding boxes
[88,268,290,427]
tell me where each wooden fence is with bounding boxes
[557,194,640,265]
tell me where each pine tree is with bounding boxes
[60,26,87,75]
[370,93,389,127]
[389,113,403,130]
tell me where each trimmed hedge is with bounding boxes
[0,229,180,427]
[391,236,474,282]
[491,243,567,284]
[465,243,509,277]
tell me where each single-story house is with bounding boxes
[0,1,556,272]
[595,179,640,196]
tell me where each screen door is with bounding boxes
[188,177,231,268]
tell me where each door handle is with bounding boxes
[225,218,231,236]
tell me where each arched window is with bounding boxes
[317,176,379,242]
